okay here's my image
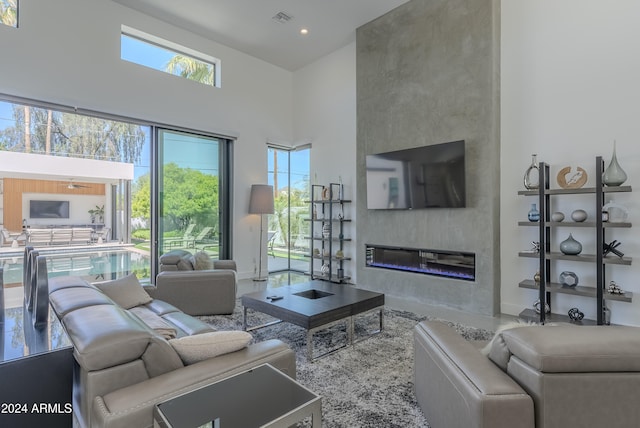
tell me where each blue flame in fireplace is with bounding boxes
[365,245,475,281]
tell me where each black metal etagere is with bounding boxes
[518,156,633,325]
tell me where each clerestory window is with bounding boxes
[120,25,220,88]
[0,0,18,28]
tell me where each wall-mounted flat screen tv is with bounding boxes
[29,200,70,218]
[366,140,466,209]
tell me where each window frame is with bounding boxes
[0,0,19,28]
[121,25,221,88]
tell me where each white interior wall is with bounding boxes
[501,0,640,326]
[0,0,293,278]
[3,0,640,325]
[293,43,358,281]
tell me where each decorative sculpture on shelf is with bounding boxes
[533,271,541,284]
[533,299,550,314]
[559,271,579,288]
[530,241,540,253]
[568,307,584,322]
[608,281,624,295]
[557,166,588,189]
[603,240,624,258]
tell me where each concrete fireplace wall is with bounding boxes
[356,0,500,315]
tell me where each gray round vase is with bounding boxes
[560,233,582,255]
[571,209,588,222]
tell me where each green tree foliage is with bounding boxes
[142,163,219,233]
[0,103,146,163]
[165,55,214,86]
[131,173,151,222]
[0,0,17,27]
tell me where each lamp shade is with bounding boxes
[249,184,274,214]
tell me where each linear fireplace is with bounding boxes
[365,244,475,281]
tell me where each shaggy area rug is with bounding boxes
[199,302,493,428]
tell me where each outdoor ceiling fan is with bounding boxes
[62,178,90,189]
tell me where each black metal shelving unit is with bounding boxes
[305,183,351,283]
[518,157,632,324]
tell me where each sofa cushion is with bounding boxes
[63,304,157,371]
[50,286,114,317]
[168,331,252,364]
[143,299,182,316]
[192,251,213,270]
[159,249,194,271]
[161,311,215,337]
[48,275,96,294]
[129,306,177,340]
[94,273,153,309]
[502,325,640,372]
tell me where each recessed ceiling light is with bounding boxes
[300,28,309,35]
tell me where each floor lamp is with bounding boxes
[249,184,274,281]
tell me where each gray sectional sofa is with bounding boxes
[414,320,640,428]
[48,275,296,428]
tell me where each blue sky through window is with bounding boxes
[121,34,175,73]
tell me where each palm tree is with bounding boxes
[0,0,18,27]
[165,55,214,85]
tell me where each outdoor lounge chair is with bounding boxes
[190,226,214,249]
[70,228,93,245]
[27,229,53,246]
[51,228,73,245]
[163,223,196,249]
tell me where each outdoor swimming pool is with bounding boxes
[0,246,151,289]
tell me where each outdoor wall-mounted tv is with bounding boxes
[29,200,70,219]
[366,140,466,209]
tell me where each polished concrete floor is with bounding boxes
[239,271,518,332]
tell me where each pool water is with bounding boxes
[0,246,151,287]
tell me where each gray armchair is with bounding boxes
[146,250,237,315]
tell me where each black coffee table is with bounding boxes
[242,281,385,361]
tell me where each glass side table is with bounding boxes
[154,363,321,428]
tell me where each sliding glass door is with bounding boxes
[157,129,229,260]
[267,146,310,273]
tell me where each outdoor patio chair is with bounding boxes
[163,223,196,249]
[92,227,111,243]
[190,226,214,249]
[267,231,277,257]
[27,229,53,246]
[51,228,73,245]
[1,229,26,247]
[71,228,93,245]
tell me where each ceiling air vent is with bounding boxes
[272,11,293,24]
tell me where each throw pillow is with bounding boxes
[169,331,252,365]
[94,273,153,309]
[193,251,214,270]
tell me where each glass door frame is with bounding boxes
[150,127,233,279]
[267,144,310,274]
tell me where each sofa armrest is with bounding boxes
[414,321,533,428]
[151,270,237,316]
[92,339,295,428]
[213,259,236,271]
